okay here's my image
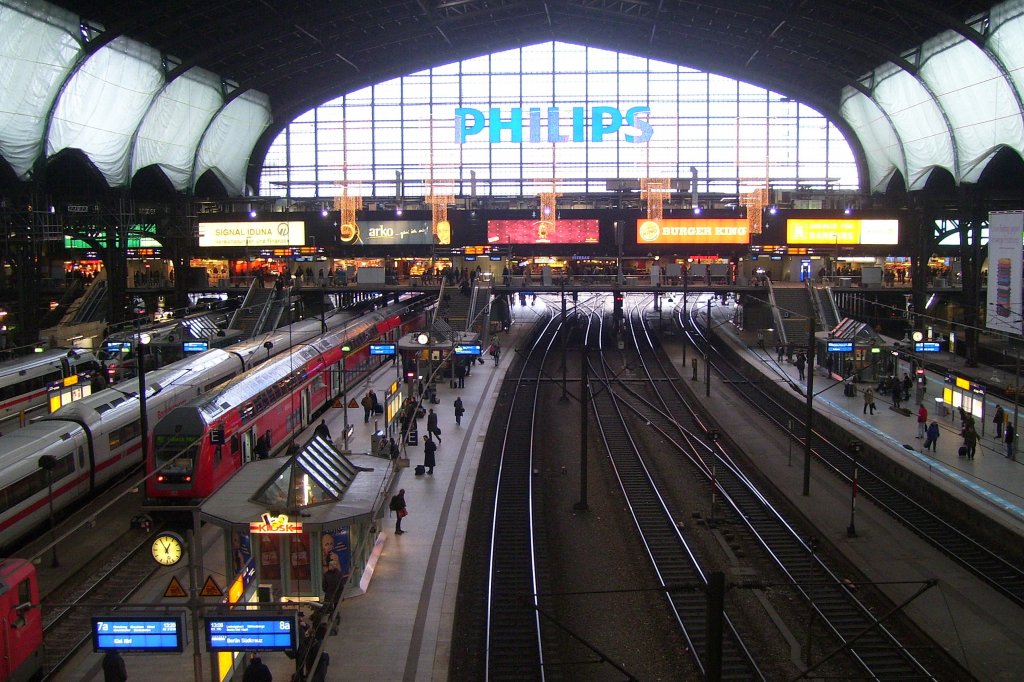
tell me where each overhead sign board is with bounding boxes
[487,219,599,244]
[344,220,435,246]
[826,341,854,352]
[636,218,749,245]
[183,341,209,353]
[786,219,898,245]
[453,344,482,356]
[369,343,397,356]
[198,221,306,248]
[915,342,941,353]
[206,615,296,651]
[93,614,185,652]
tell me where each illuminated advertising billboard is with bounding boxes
[198,221,306,248]
[487,219,599,244]
[635,219,749,245]
[786,219,898,245]
[340,220,437,246]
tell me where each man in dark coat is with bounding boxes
[102,650,127,682]
[242,655,272,682]
[423,435,437,474]
[322,560,344,612]
[427,408,441,443]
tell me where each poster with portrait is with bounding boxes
[321,528,351,579]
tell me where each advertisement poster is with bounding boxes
[635,218,749,245]
[987,211,1023,334]
[487,219,599,244]
[340,220,436,246]
[321,528,351,579]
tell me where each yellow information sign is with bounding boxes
[164,576,188,598]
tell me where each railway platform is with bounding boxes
[676,296,1024,679]
[46,304,542,682]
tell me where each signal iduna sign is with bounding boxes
[198,221,306,247]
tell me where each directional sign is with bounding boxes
[453,344,482,356]
[206,614,296,651]
[93,614,185,652]
[164,576,188,598]
[370,343,397,356]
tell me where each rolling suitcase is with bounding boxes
[958,446,967,457]
[414,464,426,476]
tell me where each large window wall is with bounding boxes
[259,42,858,199]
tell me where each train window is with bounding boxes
[17,578,30,605]
[78,446,84,469]
[231,434,240,455]
[214,445,222,467]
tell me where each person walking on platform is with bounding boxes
[902,373,912,401]
[863,387,875,415]
[391,489,407,534]
[994,404,1005,439]
[361,392,373,423]
[962,422,979,459]
[314,419,331,441]
[795,352,806,381]
[427,408,441,443]
[923,421,940,453]
[454,396,465,426]
[1005,423,1016,460]
[423,435,437,474]
[916,404,928,439]
[891,382,902,410]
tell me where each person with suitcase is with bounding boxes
[454,396,465,426]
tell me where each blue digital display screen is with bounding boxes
[915,342,941,353]
[206,615,296,651]
[105,342,132,353]
[369,343,397,356]
[453,344,482,356]
[183,341,209,353]
[93,615,184,652]
[826,341,854,352]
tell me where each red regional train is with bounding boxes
[148,300,431,504]
[0,559,41,682]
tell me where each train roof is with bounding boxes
[0,348,96,380]
[0,422,82,470]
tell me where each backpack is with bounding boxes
[389,495,400,511]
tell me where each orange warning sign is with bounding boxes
[348,398,359,408]
[200,575,224,597]
[164,576,188,598]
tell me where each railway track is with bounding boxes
[41,529,159,679]
[588,311,765,680]
[604,296,936,679]
[687,295,1024,610]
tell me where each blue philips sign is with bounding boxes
[206,615,296,651]
[92,615,185,652]
[369,343,397,356]
[455,105,653,144]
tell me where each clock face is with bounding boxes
[151,533,184,566]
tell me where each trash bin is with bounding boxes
[844,381,857,397]
[935,397,948,417]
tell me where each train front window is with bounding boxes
[153,431,200,482]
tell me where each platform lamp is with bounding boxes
[341,344,351,452]
[263,340,273,363]
[37,455,59,567]
[137,330,151,477]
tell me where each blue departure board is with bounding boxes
[915,342,941,353]
[454,344,482,356]
[369,343,397,356]
[206,615,296,651]
[826,341,854,352]
[93,615,185,652]
[183,341,209,353]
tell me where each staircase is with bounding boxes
[768,281,816,349]
[808,282,841,332]
[228,281,277,338]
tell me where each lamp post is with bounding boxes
[341,344,351,452]
[263,340,273,363]
[38,455,59,567]
[137,328,151,473]
[847,440,861,537]
[708,429,720,525]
